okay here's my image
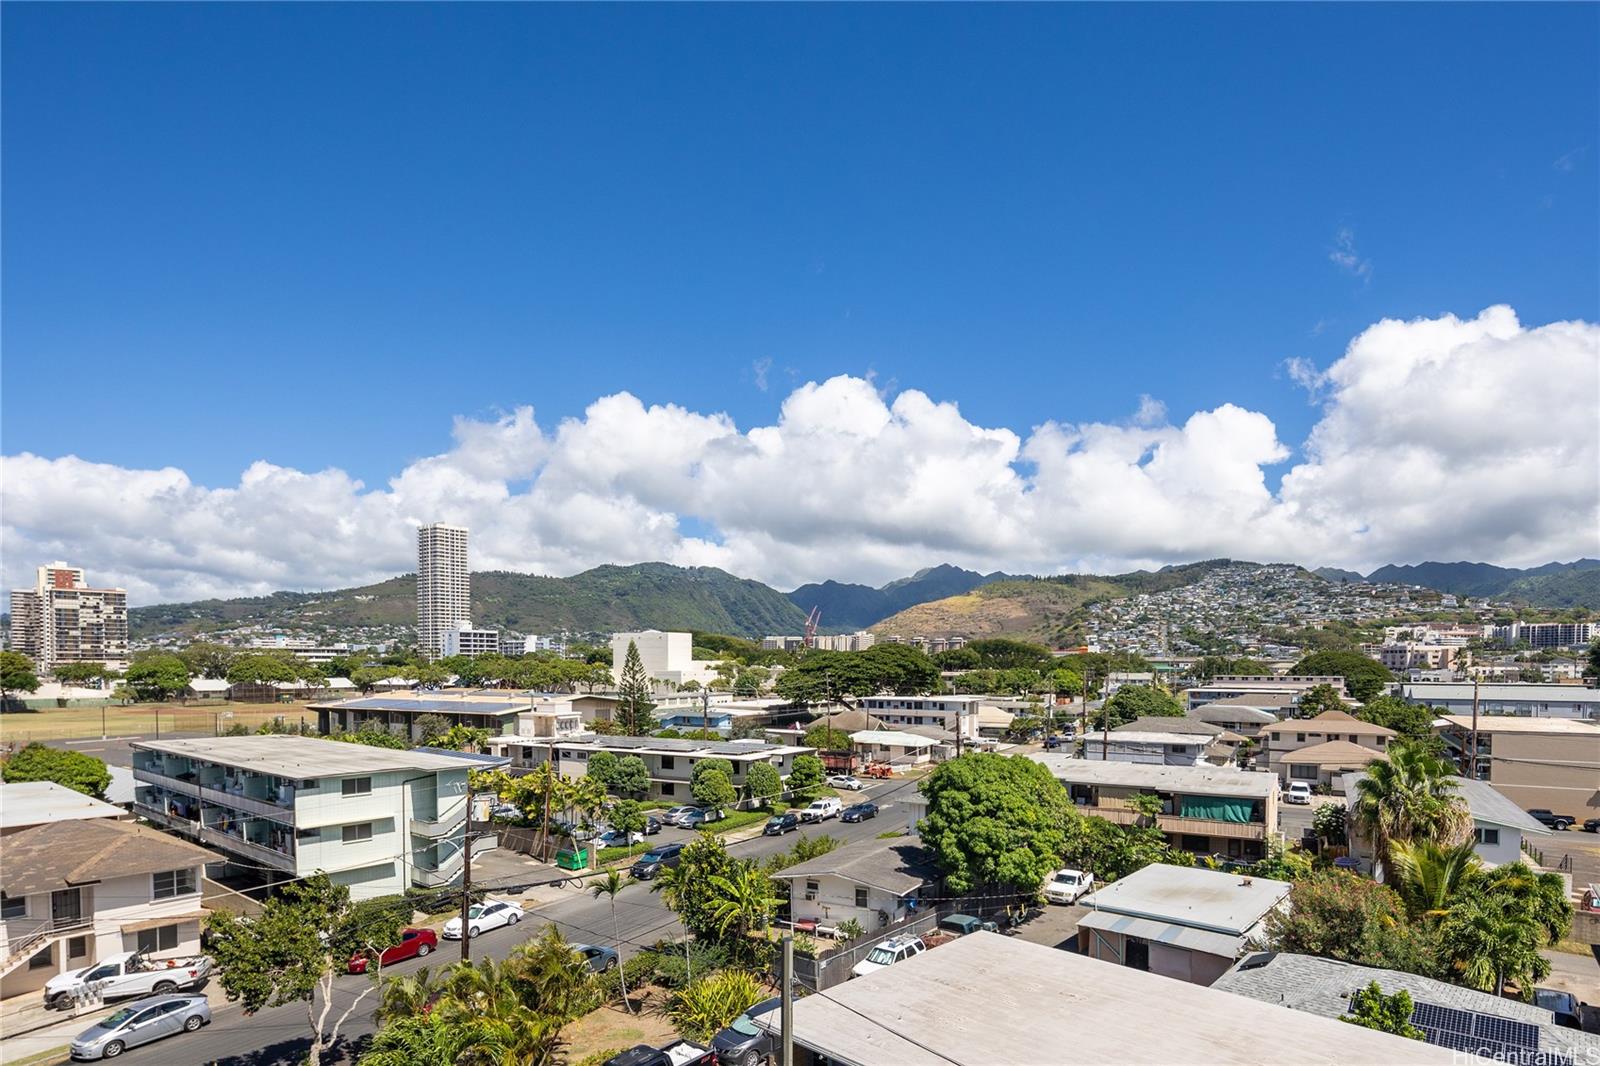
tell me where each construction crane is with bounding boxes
[802,606,821,652]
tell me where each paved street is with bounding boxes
[93,777,917,1066]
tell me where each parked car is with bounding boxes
[678,807,725,829]
[46,952,213,1011]
[573,944,620,973]
[644,815,664,835]
[1584,816,1600,833]
[596,828,645,848]
[630,842,685,880]
[799,797,843,823]
[1043,868,1094,905]
[660,806,696,825]
[1043,734,1063,750]
[763,812,800,835]
[489,802,522,820]
[828,774,864,790]
[1284,782,1313,805]
[938,913,998,936]
[1527,808,1576,831]
[839,802,878,823]
[851,934,926,979]
[1533,988,1583,1029]
[69,994,210,1060]
[347,928,438,974]
[603,1040,716,1066]
[711,995,780,1066]
[442,898,523,940]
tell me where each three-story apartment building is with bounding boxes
[486,734,813,803]
[856,696,983,742]
[132,736,481,900]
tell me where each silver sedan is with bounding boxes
[70,994,210,1060]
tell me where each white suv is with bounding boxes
[1043,868,1094,905]
[1284,782,1313,805]
[851,935,926,979]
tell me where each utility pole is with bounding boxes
[460,773,474,961]
[1467,675,1481,780]
[780,935,794,1066]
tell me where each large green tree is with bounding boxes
[785,754,826,803]
[1295,683,1347,718]
[615,641,657,735]
[611,755,650,798]
[1357,696,1437,739]
[919,753,1074,893]
[743,761,782,806]
[650,834,738,939]
[1350,740,1471,876]
[1094,685,1184,730]
[0,651,41,699]
[1,743,111,799]
[965,638,1054,670]
[176,642,236,680]
[1289,651,1394,703]
[208,875,405,1066]
[52,661,110,686]
[1060,812,1194,883]
[1265,874,1442,977]
[125,653,191,701]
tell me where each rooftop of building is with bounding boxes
[308,691,536,711]
[2,817,219,896]
[1438,714,1600,735]
[1078,730,1216,747]
[769,839,939,895]
[1261,710,1396,736]
[487,734,812,758]
[1279,740,1389,766]
[1027,754,1279,798]
[750,932,1452,1065]
[1192,693,1288,711]
[1404,682,1600,701]
[134,735,486,776]
[1115,716,1230,736]
[849,729,938,747]
[0,781,125,831]
[1215,952,1600,1062]
[1080,862,1292,936]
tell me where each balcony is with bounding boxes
[198,826,297,872]
[135,801,202,834]
[410,802,468,838]
[1088,805,1266,840]
[134,768,297,824]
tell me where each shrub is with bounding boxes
[667,970,769,1043]
[650,941,732,989]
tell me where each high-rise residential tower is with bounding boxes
[417,523,470,661]
[8,561,130,673]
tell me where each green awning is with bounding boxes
[1179,796,1254,823]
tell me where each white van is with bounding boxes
[799,797,843,823]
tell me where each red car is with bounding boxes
[347,928,438,974]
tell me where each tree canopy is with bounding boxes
[1356,696,1438,739]
[125,653,191,701]
[773,644,939,704]
[615,641,657,735]
[919,753,1075,893]
[1296,683,1348,718]
[1,743,112,799]
[786,754,826,803]
[0,651,41,696]
[1289,650,1394,703]
[1095,685,1184,729]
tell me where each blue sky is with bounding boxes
[5,4,1595,487]
[3,5,1598,601]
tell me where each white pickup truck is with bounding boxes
[44,950,213,1010]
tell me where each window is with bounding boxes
[661,756,675,770]
[68,936,89,960]
[855,887,869,908]
[1475,827,1500,846]
[661,783,675,796]
[342,777,373,797]
[1180,834,1209,852]
[1,893,25,920]
[136,924,180,953]
[1295,733,1306,743]
[296,827,321,841]
[804,880,819,901]
[342,823,374,843]
[152,868,196,900]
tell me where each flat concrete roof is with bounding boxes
[487,735,812,759]
[1405,682,1600,703]
[1079,730,1213,747]
[1027,754,1278,799]
[752,932,1453,1065]
[134,735,482,777]
[1081,863,1291,936]
[0,781,124,830]
[1440,714,1600,734]
[850,730,936,747]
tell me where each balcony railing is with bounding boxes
[1087,805,1266,839]
[198,826,297,872]
[410,802,468,838]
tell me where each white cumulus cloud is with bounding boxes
[2,305,1595,604]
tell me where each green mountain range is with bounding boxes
[787,564,1016,629]
[1325,558,1600,605]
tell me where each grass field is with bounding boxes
[0,701,319,745]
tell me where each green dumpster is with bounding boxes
[555,847,589,871]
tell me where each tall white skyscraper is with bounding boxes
[417,523,470,661]
[8,561,130,672]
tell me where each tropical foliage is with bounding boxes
[666,970,769,1043]
[1,743,112,799]
[1349,740,1471,876]
[1341,982,1425,1040]
[919,753,1075,893]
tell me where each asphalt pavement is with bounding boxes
[100,777,918,1066]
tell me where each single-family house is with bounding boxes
[1261,710,1394,788]
[1076,863,1291,985]
[769,839,939,935]
[1,781,126,836]
[1340,772,1550,869]
[850,730,936,767]
[0,818,217,998]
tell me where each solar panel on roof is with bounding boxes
[1368,998,1571,1066]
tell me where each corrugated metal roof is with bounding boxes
[1075,908,1246,958]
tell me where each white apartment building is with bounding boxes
[857,695,983,741]
[1399,682,1600,721]
[1184,676,1349,714]
[1371,643,1461,672]
[486,734,813,804]
[1489,621,1595,649]
[7,562,129,673]
[417,523,471,661]
[523,634,569,656]
[610,630,720,688]
[441,622,500,658]
[132,736,480,900]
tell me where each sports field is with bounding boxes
[0,701,319,745]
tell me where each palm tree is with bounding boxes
[505,925,597,1024]
[1439,892,1551,998]
[563,775,609,867]
[704,864,781,952]
[372,965,445,1026]
[589,870,634,1012]
[1474,861,1573,943]
[1385,839,1481,918]
[1350,741,1470,876]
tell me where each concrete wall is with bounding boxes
[1478,732,1600,815]
[1076,926,1233,987]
